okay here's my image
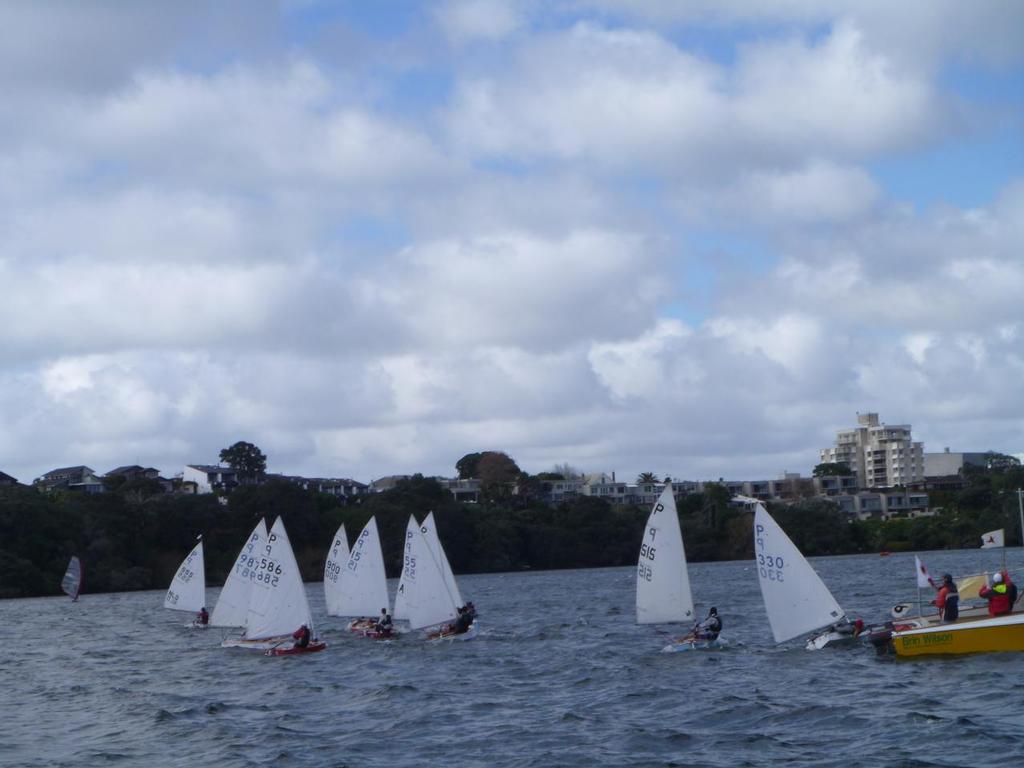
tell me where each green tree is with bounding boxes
[455,452,483,479]
[813,462,851,477]
[219,441,267,482]
[637,472,658,484]
[478,452,521,500]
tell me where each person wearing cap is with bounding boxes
[931,574,959,623]
[195,606,209,626]
[980,571,1013,617]
[693,607,722,641]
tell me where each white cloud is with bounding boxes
[436,0,522,46]
[444,20,941,174]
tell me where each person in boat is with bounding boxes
[292,624,311,649]
[451,605,474,635]
[374,608,393,635]
[196,606,209,626]
[931,574,959,623]
[693,607,722,641]
[463,601,477,620]
[828,617,865,637]
[980,572,1015,617]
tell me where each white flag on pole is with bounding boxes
[914,555,933,588]
[980,529,1005,549]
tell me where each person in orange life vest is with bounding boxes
[980,572,1014,617]
[292,624,311,648]
[931,574,959,622]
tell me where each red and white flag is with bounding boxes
[981,529,1005,549]
[914,555,934,588]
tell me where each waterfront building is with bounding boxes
[820,412,924,489]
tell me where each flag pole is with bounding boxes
[1018,488,1023,550]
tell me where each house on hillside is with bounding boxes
[0,471,18,486]
[268,474,369,500]
[182,464,239,494]
[35,465,105,493]
[105,465,173,493]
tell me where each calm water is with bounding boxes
[3,550,1023,768]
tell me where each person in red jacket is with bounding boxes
[980,572,1014,617]
[292,624,311,649]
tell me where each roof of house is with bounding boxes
[186,464,237,474]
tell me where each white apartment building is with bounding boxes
[820,412,924,489]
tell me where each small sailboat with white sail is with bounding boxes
[323,523,349,617]
[753,504,861,650]
[326,517,392,638]
[244,516,324,655]
[402,516,476,641]
[164,537,207,627]
[636,484,721,652]
[61,556,83,601]
[213,518,267,637]
[393,515,418,622]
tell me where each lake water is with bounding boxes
[3,549,1022,768]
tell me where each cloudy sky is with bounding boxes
[2,1,1022,486]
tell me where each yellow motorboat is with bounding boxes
[889,612,1024,657]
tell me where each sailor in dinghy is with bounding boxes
[753,504,863,651]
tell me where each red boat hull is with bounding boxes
[265,641,327,656]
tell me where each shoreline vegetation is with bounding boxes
[2,465,1021,600]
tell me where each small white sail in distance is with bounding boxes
[420,512,463,609]
[753,504,844,643]
[405,522,460,631]
[211,518,267,628]
[323,523,349,616]
[245,516,314,641]
[164,538,206,612]
[393,515,417,621]
[61,556,83,601]
[636,484,694,625]
[336,516,390,617]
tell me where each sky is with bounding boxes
[2,0,1023,486]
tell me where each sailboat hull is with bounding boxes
[661,637,725,653]
[891,613,1024,657]
[427,622,479,643]
[266,641,327,656]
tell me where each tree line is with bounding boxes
[1,460,1021,599]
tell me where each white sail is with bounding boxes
[164,539,206,613]
[323,523,349,616]
[636,485,694,625]
[405,523,460,630]
[393,515,417,620]
[211,519,267,628]
[61,556,83,601]
[336,517,390,618]
[245,517,313,640]
[421,512,463,609]
[754,504,844,643]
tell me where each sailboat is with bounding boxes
[404,518,476,641]
[213,518,268,633]
[753,504,857,650]
[420,512,464,610]
[164,537,207,626]
[61,556,83,601]
[330,517,391,637]
[323,523,349,617]
[245,516,324,655]
[393,515,418,621]
[635,485,718,652]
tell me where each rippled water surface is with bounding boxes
[4,550,1024,768]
